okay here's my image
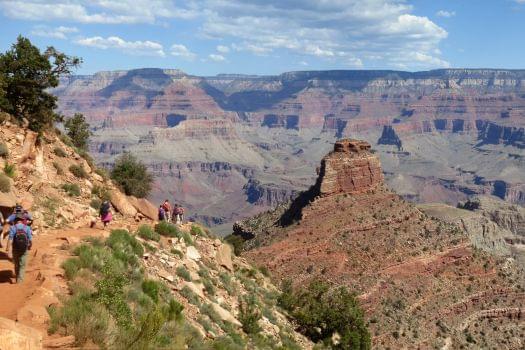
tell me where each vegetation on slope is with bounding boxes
[111,152,154,198]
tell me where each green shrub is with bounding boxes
[170,248,183,258]
[0,173,11,193]
[154,221,180,237]
[164,299,184,322]
[110,153,153,198]
[69,164,88,178]
[90,198,102,210]
[278,279,371,349]
[176,266,191,282]
[53,161,64,175]
[106,229,144,265]
[77,149,95,169]
[180,286,201,306]
[53,146,67,157]
[203,279,216,296]
[137,225,161,242]
[4,162,16,178]
[190,225,207,237]
[61,183,81,197]
[0,142,8,158]
[48,294,111,346]
[62,257,82,280]
[182,231,194,246]
[142,279,161,303]
[224,234,245,256]
[238,294,262,334]
[91,185,110,201]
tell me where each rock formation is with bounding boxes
[237,139,525,349]
[377,125,402,150]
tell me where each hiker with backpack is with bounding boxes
[99,200,112,228]
[173,204,185,225]
[162,200,172,223]
[6,214,33,283]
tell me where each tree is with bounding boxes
[111,153,153,198]
[65,113,91,150]
[0,36,81,131]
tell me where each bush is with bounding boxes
[91,185,110,201]
[224,234,245,256]
[0,173,10,193]
[90,198,102,210]
[176,266,191,282]
[53,161,64,175]
[62,257,82,280]
[111,152,153,198]
[53,146,67,157]
[69,164,88,178]
[0,142,8,158]
[61,183,81,197]
[95,168,109,181]
[64,113,91,151]
[137,225,161,242]
[4,162,15,178]
[238,295,262,334]
[190,225,207,237]
[278,279,371,349]
[154,221,180,237]
[142,279,161,303]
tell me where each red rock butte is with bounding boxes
[318,139,384,196]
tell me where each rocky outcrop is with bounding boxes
[377,125,402,150]
[127,196,157,220]
[243,179,297,206]
[110,190,138,217]
[318,139,384,196]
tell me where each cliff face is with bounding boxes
[239,139,525,349]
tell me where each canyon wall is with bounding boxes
[53,68,525,230]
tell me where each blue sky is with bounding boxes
[1,0,524,76]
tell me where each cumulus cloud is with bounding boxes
[436,10,456,18]
[208,53,226,62]
[0,0,197,24]
[170,44,197,61]
[216,45,230,53]
[199,0,449,69]
[76,36,165,57]
[31,25,78,39]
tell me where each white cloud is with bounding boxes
[199,0,449,69]
[76,36,165,57]
[31,25,78,39]
[208,53,226,62]
[216,45,230,53]
[436,10,456,18]
[170,44,197,61]
[0,0,197,24]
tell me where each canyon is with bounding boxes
[53,68,525,230]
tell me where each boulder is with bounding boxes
[210,303,242,327]
[128,196,157,220]
[186,246,201,261]
[215,244,234,271]
[43,336,75,348]
[0,316,42,350]
[182,281,205,299]
[110,190,137,217]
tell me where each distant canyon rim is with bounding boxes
[53,68,525,233]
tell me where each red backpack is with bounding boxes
[13,224,29,252]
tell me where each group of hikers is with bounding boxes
[158,199,185,224]
[0,204,34,284]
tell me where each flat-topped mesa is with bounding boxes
[318,139,384,196]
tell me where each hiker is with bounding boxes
[6,214,33,283]
[162,200,172,223]
[173,204,185,225]
[7,205,33,228]
[158,205,167,221]
[99,200,112,228]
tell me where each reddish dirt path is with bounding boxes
[0,226,108,323]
